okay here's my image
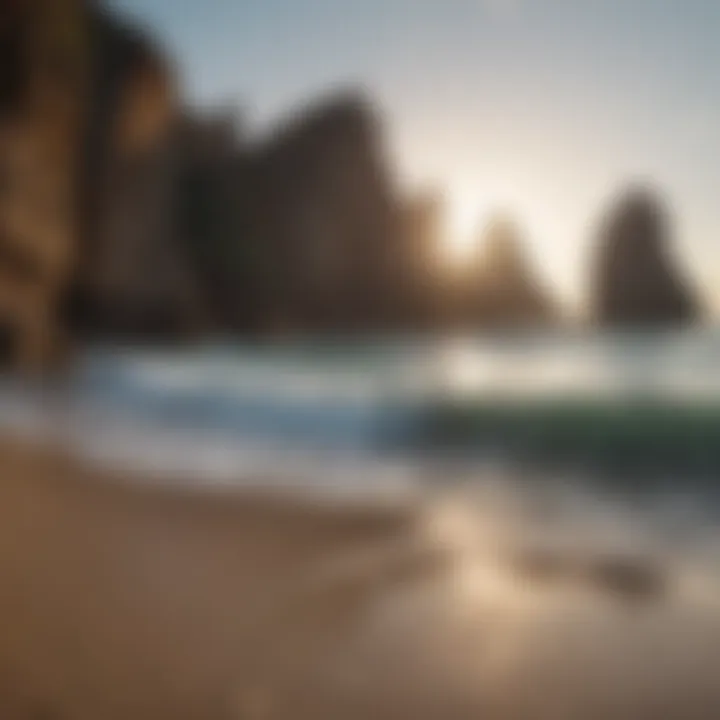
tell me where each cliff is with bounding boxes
[235,93,399,333]
[592,188,700,327]
[174,109,247,332]
[0,0,90,367]
[0,1,209,368]
[67,3,207,339]
[175,92,401,334]
[468,215,557,328]
[0,2,405,360]
[392,192,447,328]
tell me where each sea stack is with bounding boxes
[469,214,557,328]
[393,192,446,328]
[592,187,700,327]
[237,92,399,332]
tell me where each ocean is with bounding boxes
[4,330,720,717]
[2,329,720,502]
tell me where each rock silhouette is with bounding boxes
[0,0,206,365]
[0,0,92,367]
[231,92,399,333]
[393,192,447,328]
[592,188,700,327]
[68,3,205,340]
[175,109,244,333]
[0,2,712,369]
[468,215,557,328]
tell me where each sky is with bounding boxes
[112,0,720,311]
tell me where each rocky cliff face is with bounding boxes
[0,0,207,366]
[468,215,557,328]
[0,0,405,361]
[176,92,405,335]
[592,188,700,327]
[235,93,399,333]
[392,192,449,328]
[174,110,247,333]
[67,3,206,340]
[0,0,90,367]
[14,3,712,363]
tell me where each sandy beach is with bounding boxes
[0,436,456,719]
[2,436,720,719]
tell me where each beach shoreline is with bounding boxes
[3,434,720,718]
[0,434,443,719]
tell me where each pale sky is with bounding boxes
[112,0,720,312]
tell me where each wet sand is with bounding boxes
[0,437,455,719]
[2,436,720,719]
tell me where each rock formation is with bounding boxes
[0,0,405,365]
[174,109,247,332]
[592,188,700,327]
[468,215,557,328]
[172,92,401,335]
[15,3,706,367]
[67,3,206,340]
[235,93,399,333]
[392,192,448,328]
[0,1,204,367]
[0,0,90,368]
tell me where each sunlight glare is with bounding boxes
[445,190,485,265]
